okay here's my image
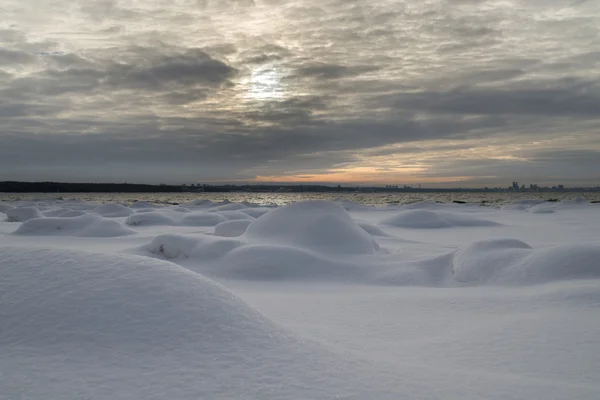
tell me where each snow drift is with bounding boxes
[93,203,135,218]
[180,213,228,226]
[58,210,88,217]
[383,210,500,229]
[214,219,252,237]
[243,201,379,255]
[146,234,243,260]
[0,203,14,213]
[452,239,600,285]
[5,207,43,222]
[14,214,136,237]
[216,244,359,281]
[125,212,177,226]
[0,246,395,399]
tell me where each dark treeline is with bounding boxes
[0,181,356,193]
[0,181,185,193]
[2,181,597,193]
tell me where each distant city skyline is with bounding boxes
[1,1,599,186]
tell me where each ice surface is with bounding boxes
[1,198,600,399]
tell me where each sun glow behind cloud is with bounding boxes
[242,65,287,101]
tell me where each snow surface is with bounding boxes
[5,206,43,222]
[214,219,252,237]
[1,198,600,399]
[382,209,500,228]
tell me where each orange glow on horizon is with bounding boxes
[252,168,473,185]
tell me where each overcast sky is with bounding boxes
[1,0,599,187]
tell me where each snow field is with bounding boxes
[1,197,599,399]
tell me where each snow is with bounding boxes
[243,200,379,255]
[126,211,178,226]
[382,209,500,228]
[214,219,252,237]
[2,197,600,399]
[215,210,256,220]
[452,240,600,285]
[180,212,228,226]
[92,203,135,217]
[146,233,243,260]
[5,206,43,222]
[0,202,14,213]
[13,214,136,237]
[238,206,272,218]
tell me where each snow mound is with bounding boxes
[239,207,272,218]
[133,208,157,213]
[502,200,546,211]
[244,201,379,255]
[130,201,161,209]
[214,219,252,237]
[511,244,600,284]
[2,246,379,399]
[336,200,373,211]
[13,214,136,237]
[0,247,273,347]
[529,203,556,214]
[93,203,134,218]
[146,234,243,260]
[404,201,442,210]
[5,207,43,222]
[125,212,177,226]
[215,210,256,221]
[0,203,14,213]
[357,222,392,237]
[183,199,215,208]
[209,203,246,212]
[43,208,71,217]
[452,239,600,285]
[58,209,88,218]
[180,213,228,226]
[555,198,591,209]
[383,210,500,229]
[216,244,356,281]
[452,239,533,283]
[173,207,192,213]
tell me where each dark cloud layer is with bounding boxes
[0,0,599,185]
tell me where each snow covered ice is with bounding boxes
[1,198,600,399]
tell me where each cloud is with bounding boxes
[0,49,35,65]
[381,78,600,117]
[0,0,598,185]
[296,63,379,79]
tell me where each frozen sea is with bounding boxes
[1,195,600,399]
[1,190,599,206]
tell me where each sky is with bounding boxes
[1,0,599,187]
